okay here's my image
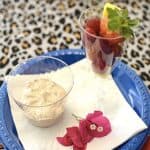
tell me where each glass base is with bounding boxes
[87,59,112,75]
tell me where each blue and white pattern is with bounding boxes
[0,49,150,150]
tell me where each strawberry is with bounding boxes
[85,27,96,43]
[98,57,106,71]
[85,17,100,35]
[92,51,106,71]
[85,27,96,36]
[97,51,106,71]
[99,39,113,54]
[113,45,123,57]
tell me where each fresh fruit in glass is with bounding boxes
[79,3,139,74]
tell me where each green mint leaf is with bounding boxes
[128,19,139,27]
[106,7,139,39]
[107,8,119,18]
[121,9,128,18]
[108,18,121,31]
[121,27,133,38]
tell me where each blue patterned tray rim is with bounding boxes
[0,49,149,150]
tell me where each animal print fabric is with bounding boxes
[0,0,150,90]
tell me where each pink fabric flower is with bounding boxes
[56,111,111,150]
[56,133,73,146]
[79,120,93,143]
[73,144,87,150]
[86,111,103,120]
[67,127,84,148]
[86,111,112,137]
[57,127,85,149]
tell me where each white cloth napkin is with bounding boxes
[7,59,147,150]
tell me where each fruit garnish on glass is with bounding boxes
[79,3,139,74]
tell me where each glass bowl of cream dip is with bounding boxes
[7,56,74,127]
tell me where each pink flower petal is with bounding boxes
[88,115,111,137]
[67,127,84,148]
[57,133,73,146]
[86,111,103,120]
[56,110,111,150]
[79,120,94,144]
[73,144,87,150]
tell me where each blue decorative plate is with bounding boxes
[0,49,150,150]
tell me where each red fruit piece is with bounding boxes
[86,27,96,35]
[85,27,96,43]
[57,133,73,146]
[100,39,113,54]
[113,45,123,57]
[92,51,106,71]
[84,18,100,44]
[67,127,84,148]
[98,52,106,70]
[85,17,100,35]
[79,120,93,144]
[99,60,106,71]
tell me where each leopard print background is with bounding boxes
[0,0,150,90]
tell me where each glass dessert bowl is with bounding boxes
[7,56,74,128]
[79,3,138,74]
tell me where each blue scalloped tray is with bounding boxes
[0,49,150,150]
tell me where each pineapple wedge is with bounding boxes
[102,3,121,17]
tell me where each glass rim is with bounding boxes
[78,7,124,40]
[8,55,74,108]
